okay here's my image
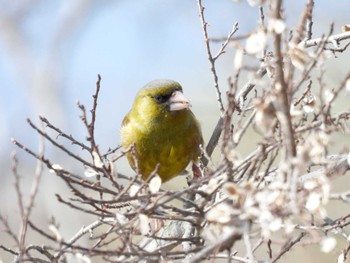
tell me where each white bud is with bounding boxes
[84,167,99,177]
[49,164,63,173]
[269,217,282,232]
[234,49,244,70]
[116,213,128,226]
[338,253,345,263]
[346,79,350,92]
[129,185,140,197]
[139,214,151,235]
[302,94,316,113]
[324,89,334,103]
[320,237,337,253]
[92,150,104,168]
[149,175,162,194]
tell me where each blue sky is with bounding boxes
[1,0,349,166]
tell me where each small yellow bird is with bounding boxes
[120,80,203,182]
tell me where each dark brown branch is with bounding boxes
[271,232,307,263]
[272,0,296,159]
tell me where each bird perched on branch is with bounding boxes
[121,79,203,183]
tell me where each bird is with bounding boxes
[120,79,203,183]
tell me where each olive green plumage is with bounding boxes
[120,80,203,182]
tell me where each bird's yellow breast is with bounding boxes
[121,109,202,182]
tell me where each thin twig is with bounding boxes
[185,228,241,263]
[197,0,229,114]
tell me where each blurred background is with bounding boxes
[1,0,349,262]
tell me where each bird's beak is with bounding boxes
[168,91,191,111]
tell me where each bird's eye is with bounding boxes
[153,94,171,103]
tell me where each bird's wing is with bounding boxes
[121,112,131,127]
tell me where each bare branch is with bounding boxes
[300,31,350,48]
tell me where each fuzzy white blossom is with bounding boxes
[290,46,310,71]
[268,19,286,34]
[206,203,232,224]
[320,237,337,253]
[246,30,267,55]
[305,192,321,212]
